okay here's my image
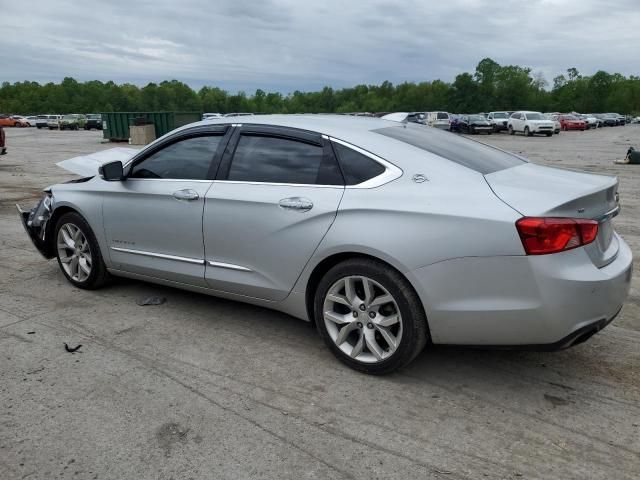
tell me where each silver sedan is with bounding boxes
[18,115,633,374]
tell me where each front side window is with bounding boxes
[130,135,222,180]
[227,135,342,185]
[437,112,449,120]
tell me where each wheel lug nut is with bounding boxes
[357,322,363,328]
[369,311,376,318]
[352,311,358,318]
[359,304,366,311]
[367,322,374,329]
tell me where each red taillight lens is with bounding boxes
[516,217,598,255]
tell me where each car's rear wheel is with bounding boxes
[508,125,515,135]
[54,212,109,289]
[314,258,428,374]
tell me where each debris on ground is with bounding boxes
[615,146,640,164]
[137,296,167,306]
[64,343,82,353]
[27,331,35,334]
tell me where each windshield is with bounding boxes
[525,113,545,120]
[468,115,485,122]
[63,115,77,120]
[87,114,101,119]
[436,112,449,120]
[373,124,525,175]
[492,113,507,119]
[564,115,578,120]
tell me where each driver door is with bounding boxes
[103,126,228,286]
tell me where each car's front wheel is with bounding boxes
[508,125,515,135]
[314,258,428,374]
[524,126,531,136]
[54,212,109,289]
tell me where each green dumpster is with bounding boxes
[101,112,201,141]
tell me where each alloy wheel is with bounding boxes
[57,223,92,282]
[323,276,403,363]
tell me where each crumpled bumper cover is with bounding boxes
[17,195,55,258]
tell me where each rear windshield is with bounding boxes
[373,124,525,174]
[436,112,449,120]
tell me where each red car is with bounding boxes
[0,126,6,155]
[558,115,586,131]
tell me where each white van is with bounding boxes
[427,111,450,130]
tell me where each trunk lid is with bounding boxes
[486,163,620,267]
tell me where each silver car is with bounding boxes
[18,115,633,374]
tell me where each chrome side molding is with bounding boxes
[207,261,252,272]
[111,247,205,265]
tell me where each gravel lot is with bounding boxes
[1,126,639,480]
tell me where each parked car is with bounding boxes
[223,113,254,117]
[25,116,38,127]
[84,114,103,130]
[545,114,561,134]
[59,114,87,130]
[612,113,626,125]
[17,115,632,374]
[586,114,604,128]
[0,114,19,127]
[0,126,6,155]
[448,114,461,132]
[486,111,510,132]
[577,114,598,129]
[11,115,32,127]
[46,115,62,129]
[595,113,617,127]
[36,115,57,129]
[426,111,451,130]
[558,115,586,131]
[508,111,555,136]
[459,114,493,134]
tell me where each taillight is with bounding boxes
[516,217,598,255]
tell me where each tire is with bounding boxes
[546,132,552,137]
[48,127,53,130]
[314,258,429,374]
[524,126,531,136]
[54,212,110,290]
[508,125,515,135]
[488,131,492,135]
[37,126,42,129]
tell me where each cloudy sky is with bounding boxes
[1,0,638,92]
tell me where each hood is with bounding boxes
[56,147,139,176]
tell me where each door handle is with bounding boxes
[279,197,313,212]
[172,189,199,201]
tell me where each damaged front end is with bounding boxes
[17,192,55,259]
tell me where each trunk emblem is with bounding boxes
[412,174,428,183]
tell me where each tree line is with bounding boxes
[1,58,639,115]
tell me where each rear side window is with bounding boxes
[333,143,385,185]
[227,135,343,185]
[373,124,525,174]
[130,135,222,180]
[437,112,449,120]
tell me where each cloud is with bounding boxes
[1,0,638,92]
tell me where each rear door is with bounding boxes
[103,126,228,285]
[203,125,345,300]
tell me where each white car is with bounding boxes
[545,114,561,134]
[508,111,555,137]
[486,112,511,132]
[577,114,598,129]
[426,111,451,130]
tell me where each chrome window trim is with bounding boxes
[125,178,214,183]
[111,247,205,265]
[328,137,403,189]
[212,180,343,189]
[207,261,252,272]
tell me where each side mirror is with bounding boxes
[99,161,124,181]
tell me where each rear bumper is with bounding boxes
[410,235,633,346]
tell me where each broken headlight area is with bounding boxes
[17,193,55,258]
